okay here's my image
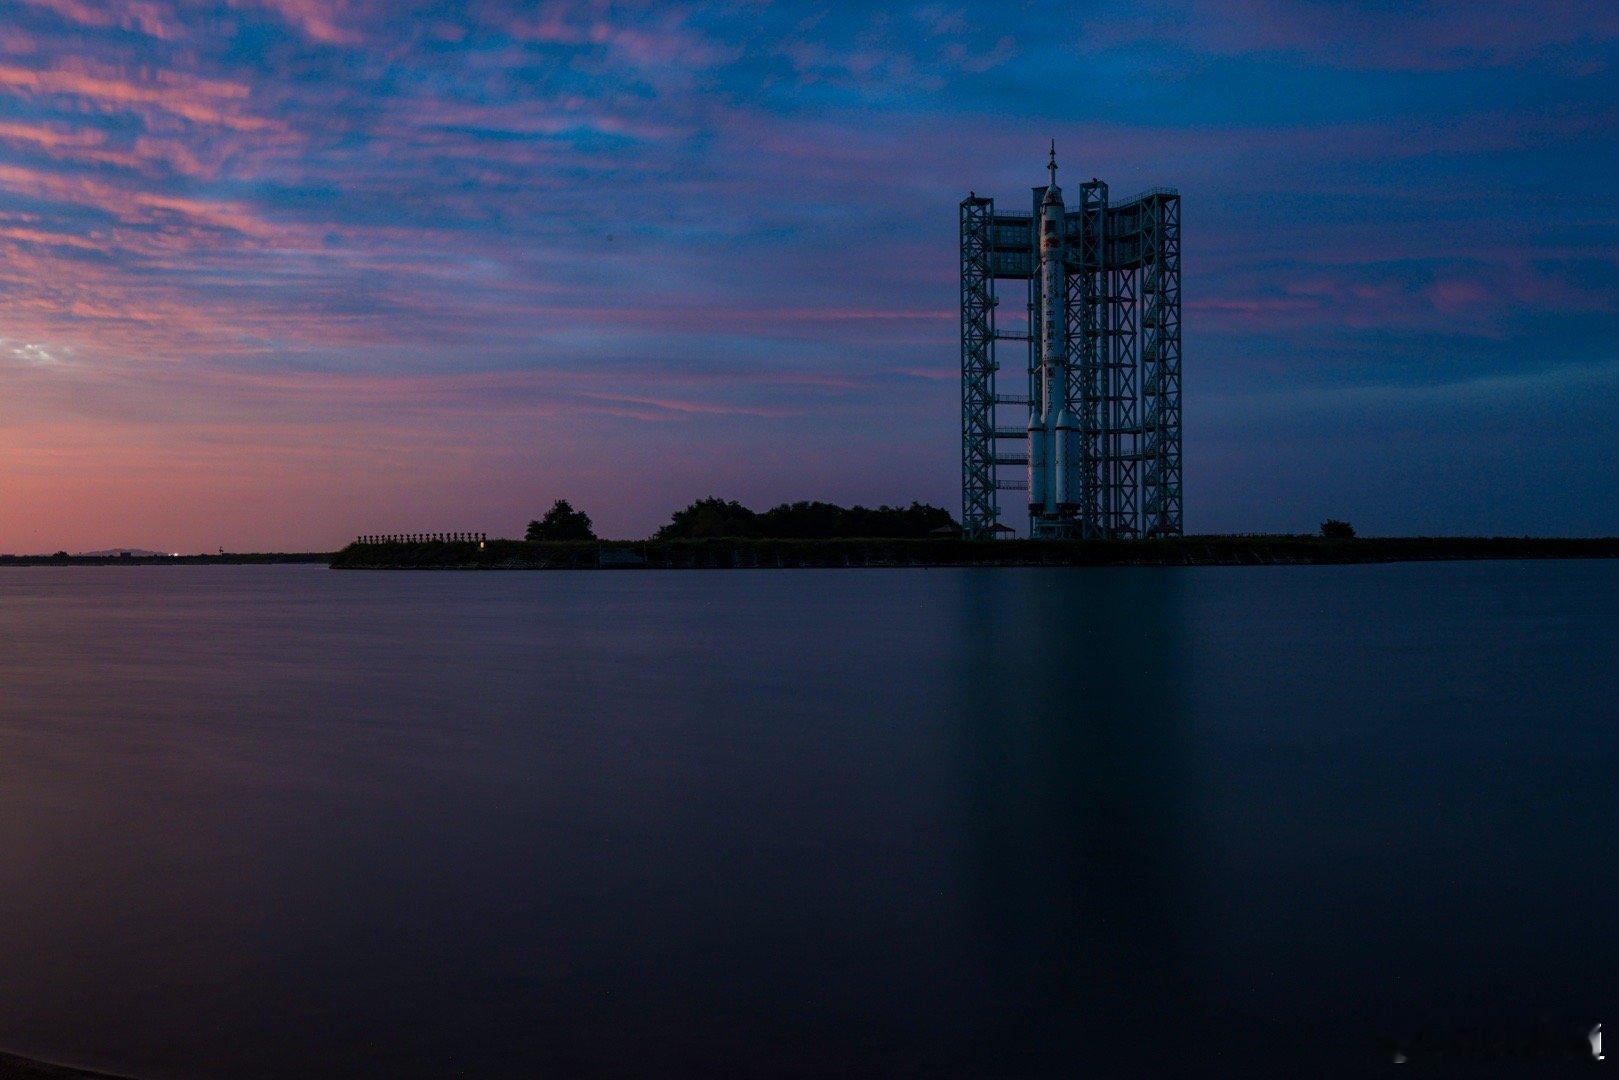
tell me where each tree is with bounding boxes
[652,498,960,540]
[1320,519,1355,540]
[527,500,595,541]
[654,498,759,539]
[757,500,847,539]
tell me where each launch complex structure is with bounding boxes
[959,147,1181,539]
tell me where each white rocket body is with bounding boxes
[1035,171,1077,519]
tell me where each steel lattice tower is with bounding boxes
[958,155,1181,539]
[959,196,998,537]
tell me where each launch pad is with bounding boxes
[959,148,1181,538]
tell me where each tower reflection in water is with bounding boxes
[949,568,1198,1076]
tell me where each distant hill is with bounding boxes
[75,548,171,557]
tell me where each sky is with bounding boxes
[0,0,1616,550]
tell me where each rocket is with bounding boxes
[1030,142,1079,526]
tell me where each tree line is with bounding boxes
[526,498,960,542]
[513,500,1364,543]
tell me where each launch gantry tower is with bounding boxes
[959,147,1181,539]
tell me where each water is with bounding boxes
[0,563,1613,1078]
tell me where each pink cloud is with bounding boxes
[497,3,728,69]
[0,162,294,239]
[230,0,364,45]
[1426,278,1491,314]
[578,393,797,418]
[14,0,182,41]
[0,118,109,151]
[0,60,283,131]
[0,222,102,250]
[0,118,224,176]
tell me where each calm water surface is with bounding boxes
[0,563,1614,1078]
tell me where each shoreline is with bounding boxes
[10,538,1619,571]
[330,535,1619,570]
[0,1051,131,1079]
[0,553,331,567]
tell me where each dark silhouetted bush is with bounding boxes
[758,500,958,539]
[654,498,959,540]
[654,498,759,540]
[1320,519,1355,539]
[527,500,595,541]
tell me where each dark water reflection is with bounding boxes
[0,564,1613,1078]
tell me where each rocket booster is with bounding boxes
[1027,408,1046,508]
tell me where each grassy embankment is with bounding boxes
[330,535,1619,570]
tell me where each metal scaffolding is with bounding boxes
[959,165,1181,539]
[959,196,999,535]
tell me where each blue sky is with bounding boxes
[0,0,1615,547]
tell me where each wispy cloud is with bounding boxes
[14,0,183,40]
[0,59,282,130]
[233,0,365,45]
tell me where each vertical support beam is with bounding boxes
[960,196,998,539]
[1160,194,1182,534]
[1109,263,1139,537]
[1141,194,1182,537]
[1072,181,1108,536]
[1025,252,1038,534]
[1029,187,1044,538]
